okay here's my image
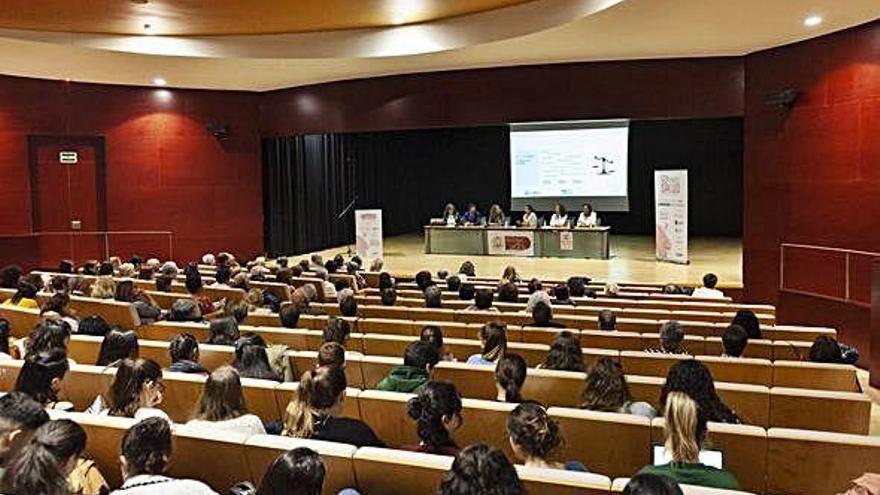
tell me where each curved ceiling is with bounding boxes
[0,0,535,35]
[0,0,876,91]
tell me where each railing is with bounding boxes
[779,243,879,307]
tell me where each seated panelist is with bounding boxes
[487,204,506,225]
[459,203,483,226]
[442,203,458,226]
[518,204,538,228]
[549,203,569,227]
[576,203,598,227]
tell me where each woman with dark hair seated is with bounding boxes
[256,447,327,495]
[438,443,524,495]
[14,348,71,410]
[233,334,282,382]
[96,328,139,367]
[404,381,462,456]
[539,331,584,372]
[2,281,39,309]
[507,402,587,471]
[660,360,740,424]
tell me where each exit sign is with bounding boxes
[59,151,78,164]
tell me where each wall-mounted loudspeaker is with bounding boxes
[764,88,799,109]
[206,123,230,140]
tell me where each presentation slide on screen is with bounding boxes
[510,121,629,212]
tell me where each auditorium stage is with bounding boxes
[304,234,743,287]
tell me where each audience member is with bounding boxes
[420,325,453,361]
[78,315,111,337]
[497,281,520,303]
[41,293,79,333]
[233,335,282,382]
[598,309,617,331]
[553,284,575,306]
[377,341,439,393]
[2,281,39,309]
[458,284,476,301]
[414,270,433,291]
[604,282,620,297]
[377,272,395,290]
[424,285,443,308]
[721,325,748,358]
[495,354,526,403]
[648,321,688,355]
[529,301,565,328]
[96,328,139,367]
[154,275,173,293]
[207,317,240,346]
[525,290,551,314]
[809,335,845,364]
[224,300,250,324]
[0,392,49,478]
[256,447,326,495]
[580,357,656,418]
[501,265,520,283]
[115,280,161,323]
[526,278,542,294]
[90,277,116,300]
[369,258,384,272]
[457,261,476,279]
[446,275,462,292]
[403,381,462,455]
[438,443,523,495]
[14,348,69,409]
[660,360,740,424]
[186,366,266,435]
[466,322,507,366]
[731,309,761,339]
[567,277,588,298]
[92,358,169,421]
[167,333,207,374]
[622,473,683,495]
[507,402,587,471]
[169,299,201,322]
[339,290,358,317]
[691,273,724,299]
[0,319,10,360]
[379,287,397,306]
[214,265,233,287]
[466,288,497,312]
[279,305,300,328]
[0,265,22,289]
[26,320,71,357]
[540,331,584,372]
[316,342,346,369]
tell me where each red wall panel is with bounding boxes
[0,77,263,266]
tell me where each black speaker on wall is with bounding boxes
[764,88,799,109]
[206,122,230,140]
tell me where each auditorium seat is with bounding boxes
[771,360,859,392]
[170,427,253,491]
[768,387,871,434]
[243,435,358,495]
[515,465,612,495]
[63,411,134,487]
[0,304,40,336]
[351,447,451,495]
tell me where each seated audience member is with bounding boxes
[377,272,395,290]
[323,317,353,348]
[598,309,617,331]
[317,342,346,369]
[186,270,218,318]
[224,300,249,324]
[90,277,116,300]
[167,333,207,374]
[290,265,304,278]
[233,335,282,382]
[213,265,233,288]
[96,328,139,366]
[438,443,524,495]
[21,273,44,293]
[421,325,454,361]
[92,358,169,421]
[25,321,72,357]
[1,419,109,495]
[275,267,293,286]
[497,281,520,304]
[229,272,251,292]
[78,315,111,337]
[414,270,433,291]
[458,261,476,279]
[622,473,684,495]
[567,277,590,298]
[424,285,443,308]
[207,317,240,346]
[169,298,202,322]
[283,366,384,447]
[338,290,358,317]
[648,321,688,355]
[379,287,397,306]
[458,284,476,301]
[540,331,584,372]
[501,265,520,283]
[117,263,136,278]
[466,288,498,312]
[256,447,327,495]
[318,272,337,300]
[530,301,565,328]
[48,274,70,293]
[369,258,384,272]
[637,392,740,489]
[186,366,266,435]
[721,325,748,358]
[202,253,216,266]
[114,417,217,494]
[604,282,620,297]
[526,278,543,294]
[0,265,22,289]
[507,402,587,471]
[0,319,11,360]
[691,273,725,299]
[580,357,656,418]
[660,360,740,424]
[41,293,79,333]
[495,354,527,403]
[404,381,463,455]
[154,275,173,293]
[552,284,575,306]
[377,341,440,393]
[2,281,39,309]
[466,322,507,366]
[279,305,300,328]
[446,275,462,292]
[115,280,161,323]
[524,290,551,315]
[291,285,324,315]
[137,268,152,282]
[731,309,761,339]
[809,335,852,364]
[0,393,50,476]
[14,349,70,409]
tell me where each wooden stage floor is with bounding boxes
[303,234,743,287]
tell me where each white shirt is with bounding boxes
[322,281,337,300]
[522,212,538,228]
[691,287,725,299]
[184,414,266,436]
[577,211,598,227]
[111,475,218,495]
[549,213,568,227]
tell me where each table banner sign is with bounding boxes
[487,230,535,256]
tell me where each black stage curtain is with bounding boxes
[262,118,742,255]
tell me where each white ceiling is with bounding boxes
[0,0,876,91]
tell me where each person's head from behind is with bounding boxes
[404,340,440,374]
[809,336,843,364]
[184,270,203,295]
[526,278,542,294]
[507,402,563,464]
[458,261,476,277]
[380,288,397,306]
[378,272,394,290]
[155,275,173,292]
[622,473,683,495]
[208,317,240,346]
[721,324,748,358]
[26,321,71,356]
[215,265,232,285]
[415,270,433,291]
[14,348,69,406]
[280,305,300,329]
[580,357,631,412]
[438,443,523,495]
[109,359,164,417]
[659,321,685,353]
[458,284,475,301]
[0,318,9,356]
[446,275,462,292]
[291,265,304,277]
[660,359,723,417]
[406,381,462,454]
[120,417,172,479]
[731,309,761,339]
[598,309,617,331]
[702,273,718,289]
[42,293,72,316]
[233,335,274,380]
[98,261,114,276]
[3,419,87,495]
[170,298,201,322]
[420,325,444,353]
[663,391,707,464]
[339,292,358,317]
[257,447,326,495]
[11,281,38,304]
[424,285,443,308]
[474,288,494,310]
[497,282,519,304]
[317,342,346,369]
[195,366,247,421]
[0,265,22,289]
[323,317,351,346]
[495,354,526,403]
[542,331,583,372]
[531,301,554,325]
[78,315,111,337]
[479,322,507,362]
[567,277,586,297]
[96,328,139,366]
[169,333,199,364]
[0,392,49,464]
[284,365,347,437]
[553,284,570,302]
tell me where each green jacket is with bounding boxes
[638,462,740,490]
[377,365,430,393]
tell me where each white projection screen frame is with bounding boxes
[509,119,630,212]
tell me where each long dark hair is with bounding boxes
[406,381,462,454]
[438,443,524,495]
[208,317,240,346]
[41,293,74,318]
[507,401,563,461]
[495,354,526,403]
[108,359,163,418]
[580,357,631,411]
[14,348,69,405]
[26,322,70,356]
[660,360,740,424]
[1,419,86,495]
[121,417,172,476]
[9,281,37,305]
[541,331,584,372]
[0,318,11,355]
[284,366,346,438]
[96,328,139,366]
[479,322,507,362]
[257,447,326,495]
[233,336,279,381]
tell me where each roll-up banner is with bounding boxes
[654,170,688,264]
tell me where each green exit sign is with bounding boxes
[59,151,78,164]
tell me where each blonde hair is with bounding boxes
[663,392,702,463]
[194,366,248,421]
[283,366,346,438]
[90,276,116,299]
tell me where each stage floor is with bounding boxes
[303,234,743,286]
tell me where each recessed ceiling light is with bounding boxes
[152,77,166,86]
[804,15,823,27]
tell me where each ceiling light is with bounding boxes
[152,77,166,86]
[803,15,823,27]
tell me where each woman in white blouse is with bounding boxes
[520,205,538,228]
[549,203,568,227]
[576,203,598,227]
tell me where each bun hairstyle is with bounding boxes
[507,402,563,461]
[284,366,347,438]
[495,354,527,403]
[406,381,462,454]
[1,419,87,495]
[121,417,172,476]
[663,391,706,464]
[438,443,524,495]
[479,322,508,362]
[14,348,69,405]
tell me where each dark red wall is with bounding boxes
[260,57,745,135]
[0,76,263,267]
[743,20,880,371]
